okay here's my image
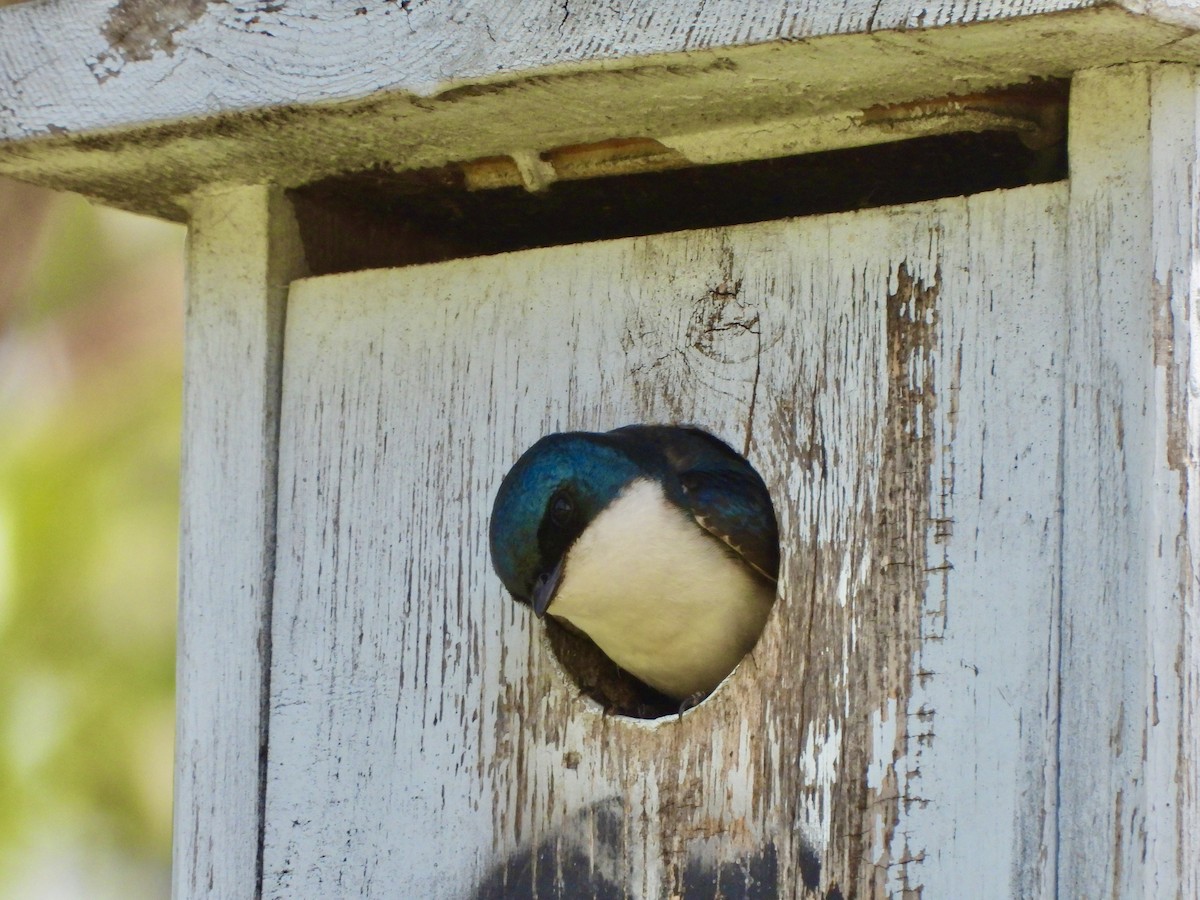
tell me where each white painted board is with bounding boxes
[175,186,306,900]
[1056,63,1200,900]
[0,0,1158,140]
[263,183,1067,898]
[2,1,1199,219]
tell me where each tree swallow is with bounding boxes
[490,425,779,703]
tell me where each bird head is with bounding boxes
[490,432,646,616]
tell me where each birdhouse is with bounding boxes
[6,1,1200,897]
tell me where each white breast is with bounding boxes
[547,477,775,701]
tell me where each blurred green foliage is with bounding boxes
[0,185,182,896]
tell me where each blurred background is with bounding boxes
[0,175,182,897]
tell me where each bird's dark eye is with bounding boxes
[549,490,574,526]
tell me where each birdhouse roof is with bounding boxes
[2,0,1199,217]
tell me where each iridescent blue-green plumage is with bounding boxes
[489,432,644,603]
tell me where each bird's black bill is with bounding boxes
[531,558,565,618]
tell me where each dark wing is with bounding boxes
[678,466,780,582]
[606,424,780,581]
[610,424,743,473]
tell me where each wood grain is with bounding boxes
[0,3,1196,218]
[1057,64,1200,899]
[175,186,306,900]
[0,0,1145,135]
[262,183,1067,898]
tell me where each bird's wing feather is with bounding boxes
[607,424,780,582]
[678,467,779,582]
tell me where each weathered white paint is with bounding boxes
[0,0,1180,136]
[0,2,1197,217]
[1057,64,1200,899]
[175,186,306,900]
[893,173,1068,897]
[74,0,1185,886]
[263,182,1067,897]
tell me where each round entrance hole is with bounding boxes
[490,424,780,720]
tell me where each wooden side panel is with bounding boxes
[1058,64,1200,899]
[262,184,1067,898]
[175,186,305,900]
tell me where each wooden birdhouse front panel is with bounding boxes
[4,1,1199,897]
[261,180,1066,898]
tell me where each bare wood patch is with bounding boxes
[849,264,939,896]
[95,0,213,81]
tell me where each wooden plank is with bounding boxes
[1058,63,1200,899]
[264,182,1066,897]
[0,0,1140,132]
[174,186,306,900]
[0,3,1196,217]
[888,185,1068,897]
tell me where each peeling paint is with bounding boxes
[866,699,899,791]
[1153,275,1189,474]
[101,0,215,63]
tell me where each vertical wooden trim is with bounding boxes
[173,186,306,899]
[1061,64,1200,898]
